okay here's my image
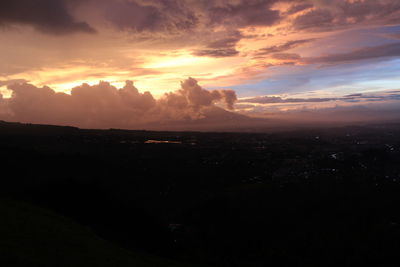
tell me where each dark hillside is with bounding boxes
[0,199,200,267]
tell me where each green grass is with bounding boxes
[0,199,199,267]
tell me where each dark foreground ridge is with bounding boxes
[1,120,400,266]
[0,200,197,267]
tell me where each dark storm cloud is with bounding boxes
[97,0,282,33]
[74,0,400,35]
[102,0,198,32]
[205,0,281,28]
[4,0,400,37]
[293,0,400,31]
[255,39,314,56]
[0,0,95,35]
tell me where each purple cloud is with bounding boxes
[0,0,95,35]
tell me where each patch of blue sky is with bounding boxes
[231,58,400,98]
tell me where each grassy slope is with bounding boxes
[0,199,196,267]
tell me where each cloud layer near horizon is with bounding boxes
[0,78,237,129]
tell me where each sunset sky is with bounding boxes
[1,0,400,129]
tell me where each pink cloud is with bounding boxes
[0,78,237,129]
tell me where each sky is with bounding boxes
[1,0,400,130]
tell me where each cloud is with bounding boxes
[256,42,400,66]
[387,33,400,40]
[161,77,236,113]
[271,53,302,61]
[91,0,282,34]
[0,79,28,87]
[275,105,400,124]
[205,36,242,49]
[193,48,239,58]
[205,0,281,28]
[192,31,247,57]
[293,0,400,31]
[239,90,400,105]
[8,0,396,37]
[306,42,400,64]
[255,39,315,56]
[239,96,337,104]
[193,34,242,57]
[0,78,237,129]
[293,8,335,31]
[3,0,400,107]
[0,0,96,35]
[99,0,198,33]
[236,90,400,124]
[285,3,313,15]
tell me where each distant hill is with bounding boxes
[0,120,80,135]
[140,106,270,132]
